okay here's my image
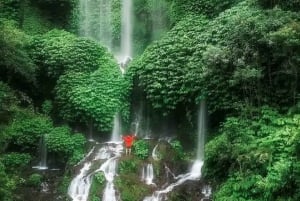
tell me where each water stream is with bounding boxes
[141,163,155,185]
[33,134,48,170]
[143,101,207,201]
[68,142,123,201]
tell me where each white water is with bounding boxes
[119,0,133,62]
[142,163,155,185]
[143,161,204,201]
[152,144,160,161]
[68,162,92,201]
[79,0,113,50]
[197,100,206,161]
[68,143,123,201]
[33,134,48,170]
[143,101,207,201]
[111,113,122,142]
[88,119,94,142]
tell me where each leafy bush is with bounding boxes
[206,106,300,200]
[166,0,242,19]
[127,14,208,114]
[0,0,24,23]
[29,29,129,132]
[46,126,86,162]
[258,0,300,11]
[0,19,36,86]
[0,153,31,173]
[132,140,149,159]
[4,110,53,152]
[0,162,14,201]
[94,172,105,185]
[170,140,185,160]
[118,159,139,174]
[27,173,43,187]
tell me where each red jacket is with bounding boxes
[122,135,136,148]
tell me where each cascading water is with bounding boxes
[33,134,48,170]
[197,100,206,161]
[68,143,123,201]
[111,113,122,142]
[143,101,207,201]
[142,163,155,185]
[88,119,94,142]
[119,0,132,62]
[79,0,113,49]
[152,144,159,161]
[68,162,92,201]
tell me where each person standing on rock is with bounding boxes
[122,134,136,155]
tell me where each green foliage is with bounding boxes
[94,172,105,185]
[0,153,31,173]
[127,14,209,114]
[29,29,106,79]
[132,140,150,159]
[22,1,54,35]
[166,0,241,19]
[89,172,105,201]
[0,0,24,23]
[116,176,150,201]
[258,0,300,11]
[4,109,53,152]
[170,140,185,160]
[41,100,53,115]
[27,173,42,187]
[0,82,18,133]
[0,19,36,85]
[0,162,14,201]
[55,69,129,132]
[118,158,139,174]
[29,29,129,132]
[46,126,86,162]
[206,106,300,200]
[129,1,300,117]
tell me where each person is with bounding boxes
[122,134,136,155]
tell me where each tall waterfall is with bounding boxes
[79,0,113,50]
[197,100,206,161]
[119,0,133,62]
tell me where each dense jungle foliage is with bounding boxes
[0,0,300,200]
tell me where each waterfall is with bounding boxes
[111,113,122,142]
[142,163,155,185]
[79,0,113,50]
[33,134,48,170]
[100,157,119,201]
[88,119,94,142]
[143,161,204,201]
[68,143,123,201]
[142,101,207,201]
[197,100,206,161]
[119,0,133,61]
[68,162,92,201]
[152,144,159,161]
[68,114,124,201]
